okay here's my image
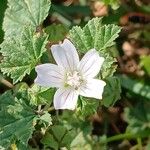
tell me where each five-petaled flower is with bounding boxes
[35,39,106,110]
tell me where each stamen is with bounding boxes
[65,71,84,90]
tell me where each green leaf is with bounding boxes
[102,0,120,10]
[0,91,37,149]
[119,75,150,100]
[45,24,69,42]
[0,0,7,43]
[100,53,117,79]
[102,76,121,107]
[15,141,30,150]
[70,131,93,150]
[69,17,121,53]
[41,132,59,150]
[124,101,150,135]
[13,82,29,96]
[69,122,93,150]
[41,125,72,150]
[51,125,68,142]
[140,55,150,76]
[28,84,55,106]
[0,27,48,83]
[16,144,29,150]
[76,97,99,117]
[0,90,51,149]
[69,26,87,51]
[58,112,94,149]
[3,0,51,38]
[69,18,121,79]
[51,5,91,16]
[82,17,103,50]
[98,135,108,150]
[39,112,52,126]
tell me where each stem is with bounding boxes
[0,74,14,88]
[56,110,59,120]
[31,138,40,150]
[43,105,55,112]
[46,42,55,63]
[38,105,42,111]
[130,145,139,150]
[47,106,55,112]
[47,49,53,62]
[101,133,134,144]
[37,105,42,115]
[137,138,142,150]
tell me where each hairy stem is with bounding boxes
[0,74,14,88]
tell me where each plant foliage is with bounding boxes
[0,91,36,149]
[69,17,121,79]
[102,76,121,107]
[124,101,150,137]
[3,0,51,38]
[0,27,48,84]
[69,18,121,53]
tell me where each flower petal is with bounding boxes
[35,63,64,88]
[79,49,104,78]
[79,79,106,99]
[51,39,79,71]
[54,88,79,110]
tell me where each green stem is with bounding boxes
[101,133,134,144]
[130,145,138,150]
[47,49,53,63]
[43,105,55,112]
[46,44,55,63]
[47,106,55,112]
[137,138,142,150]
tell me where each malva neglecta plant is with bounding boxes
[2,0,149,149]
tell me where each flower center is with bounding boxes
[65,71,83,90]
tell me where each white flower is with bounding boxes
[35,39,106,110]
